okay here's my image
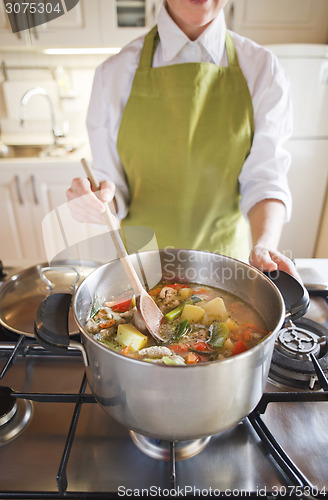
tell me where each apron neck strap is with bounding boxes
[225,31,239,67]
[138,25,239,70]
[138,25,160,70]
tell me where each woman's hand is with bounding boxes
[249,244,302,281]
[247,199,302,281]
[66,177,116,224]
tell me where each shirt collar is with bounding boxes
[157,3,227,66]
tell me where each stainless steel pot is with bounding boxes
[35,249,309,441]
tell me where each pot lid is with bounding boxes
[0,260,98,337]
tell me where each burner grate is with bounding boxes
[269,317,328,390]
[277,324,325,360]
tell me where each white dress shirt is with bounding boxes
[86,3,293,222]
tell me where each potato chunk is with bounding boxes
[200,297,228,321]
[179,287,192,300]
[180,304,205,323]
[116,323,148,350]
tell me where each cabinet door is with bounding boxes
[99,0,159,47]
[25,162,81,262]
[0,168,37,260]
[0,0,101,49]
[29,162,109,264]
[228,0,328,44]
[30,0,101,47]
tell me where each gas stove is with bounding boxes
[0,259,327,499]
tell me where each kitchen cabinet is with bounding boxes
[0,0,101,49]
[0,161,83,261]
[0,0,160,49]
[0,160,112,264]
[99,0,160,47]
[0,166,30,260]
[227,0,328,44]
[26,0,101,48]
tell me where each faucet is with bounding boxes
[19,87,64,146]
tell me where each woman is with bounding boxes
[67,0,298,277]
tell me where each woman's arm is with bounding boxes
[248,198,301,280]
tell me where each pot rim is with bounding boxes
[72,249,286,368]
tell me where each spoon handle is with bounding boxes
[81,158,145,296]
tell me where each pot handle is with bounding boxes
[39,266,80,291]
[264,270,310,321]
[34,293,88,365]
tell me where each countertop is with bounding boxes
[0,141,91,164]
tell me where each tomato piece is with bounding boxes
[111,299,132,313]
[169,343,189,354]
[232,340,248,356]
[193,341,211,352]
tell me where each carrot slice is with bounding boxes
[186,352,200,364]
[99,319,115,329]
[232,340,248,356]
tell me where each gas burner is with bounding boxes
[269,318,328,390]
[129,431,211,461]
[276,324,325,361]
[0,386,33,446]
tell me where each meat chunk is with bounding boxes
[139,346,173,358]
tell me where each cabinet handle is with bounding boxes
[14,175,24,205]
[31,175,39,205]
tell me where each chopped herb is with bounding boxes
[190,294,202,304]
[173,319,189,340]
[90,295,101,318]
[207,322,229,348]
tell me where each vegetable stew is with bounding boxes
[85,281,269,365]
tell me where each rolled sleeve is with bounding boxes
[238,47,293,222]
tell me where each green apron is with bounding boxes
[117,26,254,260]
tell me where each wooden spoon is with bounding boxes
[81,158,165,343]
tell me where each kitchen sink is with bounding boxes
[0,143,78,159]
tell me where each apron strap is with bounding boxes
[138,25,159,70]
[225,31,239,67]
